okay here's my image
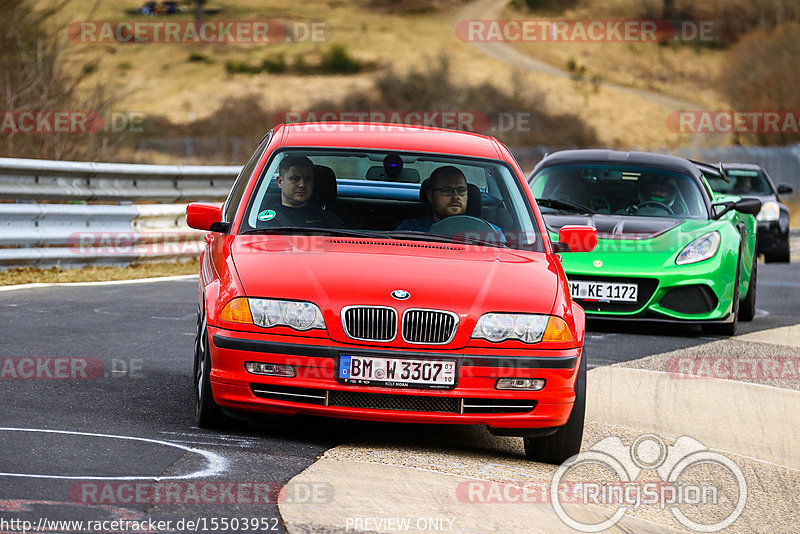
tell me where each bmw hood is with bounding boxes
[230,235,560,342]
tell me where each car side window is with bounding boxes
[222,131,272,224]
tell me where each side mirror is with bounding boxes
[777,184,794,195]
[733,197,762,215]
[712,197,762,219]
[186,203,226,231]
[556,225,597,253]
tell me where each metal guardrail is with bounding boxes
[0,152,797,271]
[0,157,239,202]
[0,157,240,270]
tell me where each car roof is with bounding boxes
[533,149,702,178]
[275,122,502,159]
[721,163,764,171]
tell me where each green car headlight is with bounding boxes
[676,231,721,265]
[472,313,550,343]
[756,201,780,222]
[249,298,326,330]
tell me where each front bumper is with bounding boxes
[757,220,789,256]
[565,261,737,323]
[207,326,582,432]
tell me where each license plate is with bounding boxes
[338,354,457,389]
[569,281,638,302]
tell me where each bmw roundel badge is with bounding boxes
[391,289,410,300]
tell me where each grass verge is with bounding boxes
[0,259,198,287]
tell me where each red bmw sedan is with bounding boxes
[186,122,596,464]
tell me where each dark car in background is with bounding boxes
[704,163,793,262]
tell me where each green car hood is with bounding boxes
[545,214,726,273]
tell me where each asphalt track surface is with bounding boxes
[0,262,797,533]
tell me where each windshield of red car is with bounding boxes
[238,149,545,251]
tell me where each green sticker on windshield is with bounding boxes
[258,209,276,221]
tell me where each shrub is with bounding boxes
[293,54,310,74]
[320,44,362,74]
[188,52,210,63]
[224,60,262,75]
[262,53,287,74]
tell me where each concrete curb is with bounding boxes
[280,459,681,533]
[586,366,800,470]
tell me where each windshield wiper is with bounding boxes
[537,197,596,214]
[386,231,506,248]
[240,227,388,239]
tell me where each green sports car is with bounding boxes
[528,150,761,336]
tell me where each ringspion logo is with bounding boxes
[551,434,746,532]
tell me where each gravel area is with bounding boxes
[321,421,800,533]
[612,339,800,391]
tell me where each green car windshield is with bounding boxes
[530,164,708,219]
[705,168,773,196]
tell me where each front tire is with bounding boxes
[523,347,586,464]
[739,252,757,322]
[703,251,740,336]
[764,243,790,263]
[194,307,231,429]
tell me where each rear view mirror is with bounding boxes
[777,184,794,195]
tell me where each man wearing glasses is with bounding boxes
[396,166,475,232]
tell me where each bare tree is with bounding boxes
[0,0,120,160]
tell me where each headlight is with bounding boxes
[249,298,326,330]
[220,297,326,331]
[472,314,573,344]
[676,231,720,265]
[756,201,780,222]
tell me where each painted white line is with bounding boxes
[0,274,197,292]
[0,427,227,481]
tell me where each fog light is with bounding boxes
[495,378,545,391]
[245,362,296,377]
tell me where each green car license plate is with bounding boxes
[570,281,638,302]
